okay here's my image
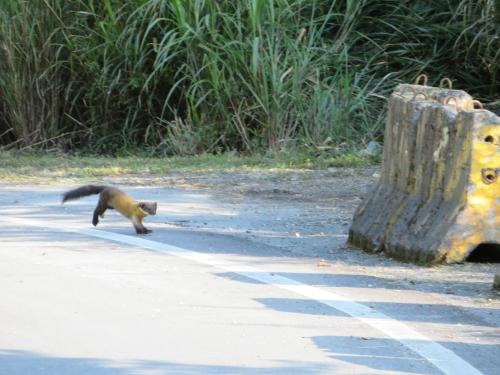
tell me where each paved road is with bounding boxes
[0,184,498,374]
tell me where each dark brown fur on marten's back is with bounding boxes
[62,185,157,234]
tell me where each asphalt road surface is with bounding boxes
[0,184,498,375]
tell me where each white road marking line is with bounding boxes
[6,217,483,375]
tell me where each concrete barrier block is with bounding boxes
[348,82,499,264]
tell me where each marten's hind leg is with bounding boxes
[92,197,108,226]
[131,215,152,234]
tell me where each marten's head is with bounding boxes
[138,202,157,216]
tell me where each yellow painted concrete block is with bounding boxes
[348,82,499,264]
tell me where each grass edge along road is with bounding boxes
[0,151,379,183]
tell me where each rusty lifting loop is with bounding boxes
[439,77,453,89]
[443,96,458,107]
[472,99,484,109]
[412,92,428,101]
[414,74,428,86]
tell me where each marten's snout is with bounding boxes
[140,202,157,215]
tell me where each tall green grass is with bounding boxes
[0,1,69,149]
[0,0,498,154]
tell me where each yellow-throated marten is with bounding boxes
[62,185,157,234]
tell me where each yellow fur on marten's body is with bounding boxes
[62,185,157,234]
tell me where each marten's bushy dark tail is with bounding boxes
[62,185,107,203]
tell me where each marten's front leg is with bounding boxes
[92,196,108,226]
[131,215,152,234]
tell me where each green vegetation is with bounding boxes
[0,0,498,155]
[0,150,378,182]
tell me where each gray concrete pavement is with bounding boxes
[0,184,498,374]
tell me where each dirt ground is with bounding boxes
[109,166,499,309]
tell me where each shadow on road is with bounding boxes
[313,335,435,374]
[312,336,499,375]
[252,297,500,327]
[0,350,327,375]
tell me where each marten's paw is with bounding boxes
[135,228,152,235]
